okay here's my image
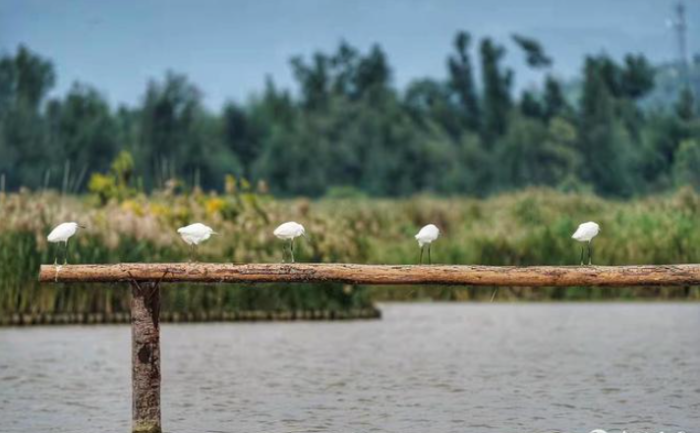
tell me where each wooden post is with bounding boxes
[130,280,162,433]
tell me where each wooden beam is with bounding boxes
[39,263,700,287]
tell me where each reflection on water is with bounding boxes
[1,303,699,433]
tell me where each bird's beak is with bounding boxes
[212,231,219,235]
[79,225,87,229]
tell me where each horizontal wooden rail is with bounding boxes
[40,263,700,286]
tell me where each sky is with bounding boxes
[1,0,698,110]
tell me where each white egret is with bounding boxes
[177,223,217,261]
[47,222,84,265]
[274,221,305,263]
[415,224,440,264]
[572,221,600,265]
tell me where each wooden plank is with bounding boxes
[39,263,700,287]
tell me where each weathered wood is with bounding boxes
[131,280,161,433]
[40,263,700,286]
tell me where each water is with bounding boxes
[1,303,699,433]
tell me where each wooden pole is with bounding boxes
[40,263,700,287]
[130,280,161,433]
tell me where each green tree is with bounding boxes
[138,72,238,190]
[447,31,480,131]
[290,53,331,111]
[542,75,569,120]
[404,79,461,137]
[45,83,119,186]
[497,116,579,189]
[519,90,544,119]
[512,34,552,69]
[0,46,55,189]
[329,41,360,98]
[442,133,491,195]
[0,39,694,200]
[578,57,635,196]
[222,102,258,178]
[480,38,513,140]
[354,45,392,102]
[620,54,655,99]
[675,87,696,121]
[673,139,700,189]
[8,45,56,110]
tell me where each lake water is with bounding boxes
[1,303,699,433]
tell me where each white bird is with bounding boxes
[415,224,440,264]
[47,222,84,265]
[274,221,305,263]
[572,221,600,265]
[177,223,217,261]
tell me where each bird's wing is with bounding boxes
[275,223,295,236]
[178,225,201,235]
[571,227,581,238]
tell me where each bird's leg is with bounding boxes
[281,242,287,263]
[428,244,432,265]
[63,241,68,265]
[290,239,295,263]
[588,241,593,266]
[580,245,584,266]
[419,246,424,265]
[53,244,58,266]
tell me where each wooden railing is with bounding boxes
[38,263,700,286]
[38,263,700,433]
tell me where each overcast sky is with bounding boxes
[1,0,697,110]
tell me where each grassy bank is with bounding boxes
[2,187,700,319]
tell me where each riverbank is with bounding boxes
[0,307,381,326]
[3,188,700,322]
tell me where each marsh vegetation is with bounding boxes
[2,187,699,322]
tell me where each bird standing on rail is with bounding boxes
[177,223,217,261]
[47,222,85,265]
[415,224,440,264]
[274,221,305,263]
[572,221,600,265]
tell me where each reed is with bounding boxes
[1,187,699,319]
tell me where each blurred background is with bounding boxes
[2,3,700,433]
[1,0,699,322]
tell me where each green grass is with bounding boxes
[1,187,699,318]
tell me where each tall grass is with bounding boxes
[1,187,699,318]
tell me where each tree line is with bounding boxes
[0,32,698,198]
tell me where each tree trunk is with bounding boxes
[131,281,161,433]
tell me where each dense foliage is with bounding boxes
[1,188,699,319]
[1,34,698,198]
